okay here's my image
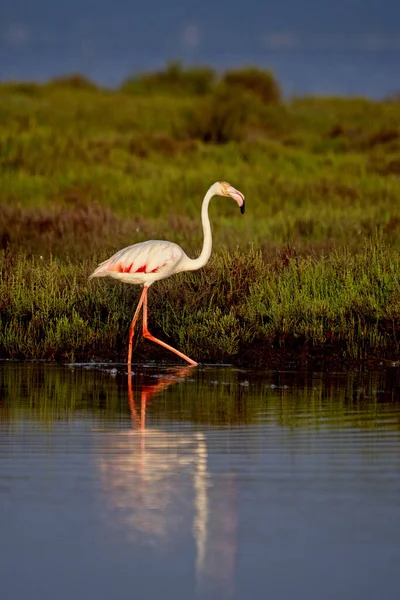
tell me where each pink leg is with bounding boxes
[142,287,198,367]
[127,287,147,371]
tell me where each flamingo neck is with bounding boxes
[186,184,217,271]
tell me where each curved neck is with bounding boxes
[186,185,216,271]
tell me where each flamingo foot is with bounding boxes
[143,328,198,366]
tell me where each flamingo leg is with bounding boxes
[127,286,147,370]
[142,287,198,367]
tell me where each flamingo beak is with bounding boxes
[227,186,245,214]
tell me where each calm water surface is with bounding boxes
[1,363,400,599]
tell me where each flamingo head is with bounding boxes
[219,181,245,214]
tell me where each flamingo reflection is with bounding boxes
[127,366,192,429]
[98,367,238,597]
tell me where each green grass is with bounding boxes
[1,239,400,367]
[1,67,400,366]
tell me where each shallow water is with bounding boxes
[1,363,400,600]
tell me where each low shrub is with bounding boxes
[48,74,100,91]
[0,81,43,96]
[185,86,268,143]
[221,67,281,104]
[120,61,216,96]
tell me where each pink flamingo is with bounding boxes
[89,181,245,368]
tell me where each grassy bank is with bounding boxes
[1,240,400,367]
[1,66,400,367]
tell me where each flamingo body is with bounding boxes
[90,181,245,367]
[90,240,189,286]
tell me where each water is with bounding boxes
[2,0,400,97]
[1,363,400,599]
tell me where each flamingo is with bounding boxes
[89,181,245,368]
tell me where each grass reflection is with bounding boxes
[0,362,399,431]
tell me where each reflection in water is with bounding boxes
[1,364,400,600]
[2,363,400,429]
[97,367,238,597]
[127,366,192,429]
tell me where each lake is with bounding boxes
[1,362,399,599]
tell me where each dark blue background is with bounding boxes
[1,1,400,96]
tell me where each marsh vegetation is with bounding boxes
[1,64,400,366]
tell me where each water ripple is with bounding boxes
[1,363,400,600]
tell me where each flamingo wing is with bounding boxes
[89,240,186,282]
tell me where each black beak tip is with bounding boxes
[240,201,245,214]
